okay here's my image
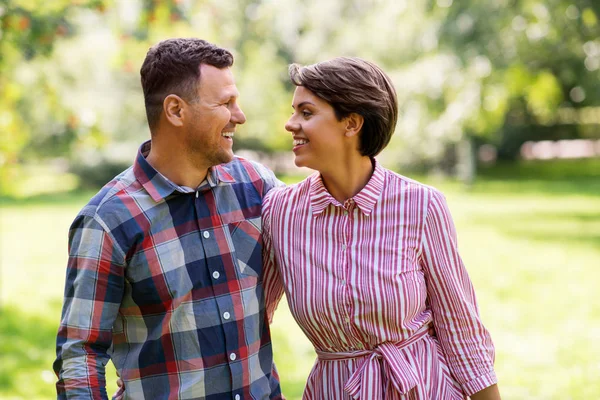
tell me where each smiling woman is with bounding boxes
[262,57,501,400]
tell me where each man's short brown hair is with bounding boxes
[140,38,234,130]
[289,57,398,157]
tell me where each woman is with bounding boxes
[262,57,500,399]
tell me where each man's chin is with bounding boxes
[218,150,235,165]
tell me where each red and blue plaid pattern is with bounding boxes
[54,141,284,400]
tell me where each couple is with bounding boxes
[54,38,500,400]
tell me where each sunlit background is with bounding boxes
[1,0,599,399]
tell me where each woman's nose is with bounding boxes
[285,117,297,132]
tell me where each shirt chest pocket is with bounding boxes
[228,217,263,278]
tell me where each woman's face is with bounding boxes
[284,86,348,171]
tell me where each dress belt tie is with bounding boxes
[315,328,429,399]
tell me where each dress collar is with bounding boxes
[309,159,385,217]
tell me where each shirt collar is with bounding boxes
[211,164,236,185]
[133,140,236,202]
[310,159,386,217]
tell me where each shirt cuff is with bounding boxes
[461,370,498,397]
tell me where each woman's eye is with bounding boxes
[302,111,311,117]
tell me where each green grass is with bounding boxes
[1,160,599,399]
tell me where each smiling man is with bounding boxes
[53,38,283,400]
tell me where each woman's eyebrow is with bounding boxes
[292,101,315,109]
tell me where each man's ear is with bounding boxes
[163,94,185,127]
[344,113,364,137]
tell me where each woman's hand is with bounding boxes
[112,370,125,400]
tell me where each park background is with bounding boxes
[1,0,599,398]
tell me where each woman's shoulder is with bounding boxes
[263,173,316,217]
[383,168,444,199]
[264,173,315,202]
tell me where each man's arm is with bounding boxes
[53,213,126,399]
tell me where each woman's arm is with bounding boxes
[471,384,501,400]
[419,188,499,398]
[261,190,285,323]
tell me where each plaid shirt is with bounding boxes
[54,141,284,400]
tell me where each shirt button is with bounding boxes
[341,280,346,285]
[235,395,240,400]
[212,271,220,279]
[223,311,230,320]
[345,317,351,323]
[203,231,210,239]
[342,244,347,250]
[230,352,237,361]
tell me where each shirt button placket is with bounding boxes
[344,202,355,329]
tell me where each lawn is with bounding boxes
[1,159,599,399]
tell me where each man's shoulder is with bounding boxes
[218,155,276,183]
[75,166,138,223]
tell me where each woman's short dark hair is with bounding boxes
[140,38,234,130]
[289,57,398,157]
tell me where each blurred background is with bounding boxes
[1,0,599,398]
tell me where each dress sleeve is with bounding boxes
[419,189,497,396]
[261,190,285,324]
[53,213,126,399]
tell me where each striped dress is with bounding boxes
[262,161,497,399]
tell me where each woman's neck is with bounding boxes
[320,156,374,204]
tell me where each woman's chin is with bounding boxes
[293,157,305,168]
[294,155,319,171]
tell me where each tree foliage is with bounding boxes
[1,0,599,194]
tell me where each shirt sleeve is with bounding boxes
[419,189,497,396]
[53,213,126,399]
[261,190,285,324]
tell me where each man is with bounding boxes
[54,38,283,399]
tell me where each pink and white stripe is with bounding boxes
[262,160,497,399]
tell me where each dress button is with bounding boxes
[203,231,210,239]
[212,271,220,279]
[230,352,237,361]
[223,311,230,320]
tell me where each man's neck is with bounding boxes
[146,141,209,189]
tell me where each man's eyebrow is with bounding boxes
[292,101,315,109]
[221,92,239,102]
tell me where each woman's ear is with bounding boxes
[163,94,185,127]
[344,113,364,137]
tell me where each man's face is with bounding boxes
[184,64,246,168]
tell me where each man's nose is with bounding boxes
[231,104,246,125]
